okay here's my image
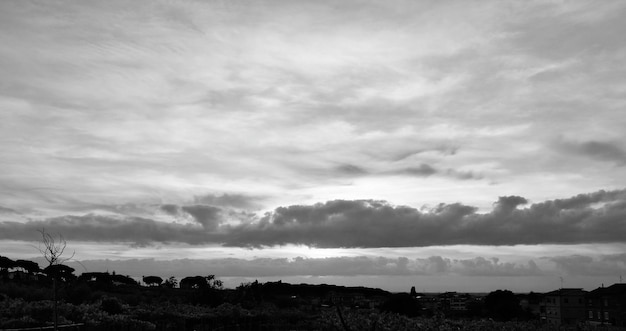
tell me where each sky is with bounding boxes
[1,0,626,293]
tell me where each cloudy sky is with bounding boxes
[1,0,626,292]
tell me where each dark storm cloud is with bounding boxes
[0,214,215,245]
[180,205,222,230]
[224,189,626,248]
[1,189,625,247]
[493,195,528,214]
[64,255,541,278]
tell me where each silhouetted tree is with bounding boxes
[143,275,163,287]
[484,289,521,321]
[205,274,223,289]
[163,276,178,288]
[0,255,16,270]
[0,256,15,279]
[37,229,74,267]
[180,275,222,289]
[14,259,40,274]
[44,264,76,283]
[0,256,15,281]
[180,276,205,289]
[410,286,417,297]
[110,273,138,286]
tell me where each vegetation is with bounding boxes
[1,254,620,330]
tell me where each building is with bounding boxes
[586,284,626,327]
[540,288,587,326]
[433,292,477,316]
[6,270,39,281]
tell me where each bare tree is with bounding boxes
[38,228,74,267]
[37,228,74,331]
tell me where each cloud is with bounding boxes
[394,164,437,177]
[223,189,626,248]
[445,169,482,180]
[550,253,626,276]
[180,205,222,230]
[334,164,369,176]
[159,204,179,216]
[455,257,540,277]
[384,164,482,180]
[580,141,626,164]
[508,2,626,61]
[63,255,542,278]
[0,214,214,246]
[0,205,19,214]
[1,189,625,248]
[565,140,626,165]
[193,193,265,210]
[493,195,528,214]
[1,0,625,223]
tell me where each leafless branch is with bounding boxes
[37,228,75,267]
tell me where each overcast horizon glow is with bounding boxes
[1,0,626,292]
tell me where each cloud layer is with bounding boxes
[2,189,625,248]
[1,0,626,217]
[42,251,626,279]
[62,255,541,279]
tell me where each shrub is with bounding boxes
[100,297,124,315]
[66,283,94,304]
[380,293,421,317]
[0,316,39,329]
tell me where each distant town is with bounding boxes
[2,254,626,330]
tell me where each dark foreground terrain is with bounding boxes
[1,259,624,331]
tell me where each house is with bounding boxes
[586,283,626,327]
[435,292,474,312]
[540,288,587,326]
[77,271,138,286]
[6,270,39,281]
[79,272,112,283]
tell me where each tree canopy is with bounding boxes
[44,264,76,283]
[143,276,163,287]
[15,259,41,274]
[0,256,16,270]
[180,275,223,290]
